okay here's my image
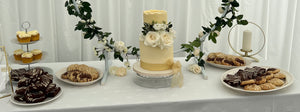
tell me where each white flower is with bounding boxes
[153,24,167,31]
[198,31,204,38]
[188,64,202,74]
[214,30,220,37]
[124,61,130,69]
[93,47,98,56]
[109,66,118,75]
[114,41,126,52]
[115,67,127,77]
[80,20,86,23]
[87,18,95,23]
[144,31,160,47]
[193,48,200,56]
[159,31,173,49]
[229,0,234,2]
[104,46,112,52]
[123,47,128,54]
[218,7,224,14]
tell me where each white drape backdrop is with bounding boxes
[0,0,299,73]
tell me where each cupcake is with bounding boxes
[28,30,40,41]
[13,49,25,61]
[16,31,26,42]
[18,33,31,43]
[31,49,42,60]
[21,52,33,63]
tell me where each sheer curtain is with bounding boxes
[0,0,299,73]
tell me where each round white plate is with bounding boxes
[55,67,103,86]
[10,87,63,106]
[221,66,294,93]
[204,55,252,69]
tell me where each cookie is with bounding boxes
[207,53,217,62]
[222,56,235,66]
[244,84,261,91]
[274,73,286,79]
[255,76,267,85]
[267,68,280,74]
[214,52,225,64]
[260,83,276,90]
[233,56,245,66]
[265,73,274,80]
[241,79,255,86]
[267,78,285,86]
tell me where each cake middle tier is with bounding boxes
[139,41,174,71]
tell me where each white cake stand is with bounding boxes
[132,62,174,88]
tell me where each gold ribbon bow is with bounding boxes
[171,61,183,87]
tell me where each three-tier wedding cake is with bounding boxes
[139,10,175,72]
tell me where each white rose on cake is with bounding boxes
[144,31,160,47]
[153,24,167,31]
[159,31,173,49]
[114,41,126,52]
[188,64,202,74]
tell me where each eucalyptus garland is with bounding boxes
[181,0,248,67]
[65,0,139,64]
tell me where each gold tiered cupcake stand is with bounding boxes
[10,22,51,73]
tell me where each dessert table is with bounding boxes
[0,57,299,112]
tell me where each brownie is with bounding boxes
[26,91,45,99]
[15,87,27,95]
[14,95,25,102]
[47,87,61,97]
[18,78,31,88]
[45,83,56,93]
[26,95,46,103]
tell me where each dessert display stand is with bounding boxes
[10,21,52,74]
[133,62,174,88]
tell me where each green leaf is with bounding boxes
[82,2,91,7]
[65,1,69,7]
[198,59,205,68]
[185,54,194,61]
[240,20,248,25]
[231,0,239,7]
[202,26,211,33]
[84,33,91,39]
[222,0,228,2]
[237,15,243,20]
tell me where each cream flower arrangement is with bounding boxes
[188,64,202,74]
[141,22,175,49]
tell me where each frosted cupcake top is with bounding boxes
[21,52,33,58]
[16,31,26,35]
[18,33,31,38]
[31,49,42,55]
[28,30,39,35]
[14,49,24,55]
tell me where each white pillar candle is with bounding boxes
[242,30,252,51]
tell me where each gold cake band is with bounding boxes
[140,59,173,71]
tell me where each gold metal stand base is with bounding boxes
[240,49,259,62]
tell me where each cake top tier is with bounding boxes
[143,10,167,24]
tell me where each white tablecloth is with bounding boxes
[0,57,299,112]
